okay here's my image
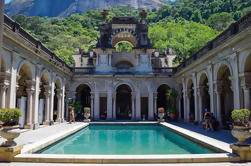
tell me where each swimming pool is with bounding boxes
[36,124,222,155]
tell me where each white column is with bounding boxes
[65,90,69,121]
[243,87,251,110]
[112,92,116,120]
[182,78,187,122]
[91,93,94,120]
[197,87,203,122]
[61,84,65,122]
[43,85,51,125]
[33,67,41,129]
[49,74,55,123]
[131,92,135,120]
[186,93,190,122]
[0,0,4,72]
[153,92,157,118]
[135,91,141,120]
[148,91,154,120]
[192,73,198,121]
[178,95,182,120]
[230,53,241,109]
[0,81,9,108]
[56,89,62,122]
[207,65,215,115]
[24,83,35,129]
[107,91,112,120]
[214,81,222,125]
[94,91,100,120]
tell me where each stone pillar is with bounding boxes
[153,92,158,118]
[107,90,112,120]
[0,0,4,72]
[243,87,251,110]
[65,90,70,121]
[182,78,187,122]
[148,91,154,120]
[230,53,241,109]
[56,89,62,123]
[61,84,65,122]
[178,94,182,120]
[131,92,135,120]
[135,91,141,120]
[91,93,94,120]
[192,73,198,121]
[33,68,41,129]
[207,65,215,115]
[197,87,203,122]
[0,80,9,108]
[112,93,116,120]
[49,75,55,123]
[24,81,35,129]
[43,85,51,125]
[94,91,100,120]
[186,91,190,122]
[214,81,222,125]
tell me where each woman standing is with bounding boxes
[69,107,75,124]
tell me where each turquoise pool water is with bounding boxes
[37,124,219,155]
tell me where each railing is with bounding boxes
[153,67,176,75]
[72,67,95,74]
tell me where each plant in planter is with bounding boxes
[0,108,22,147]
[83,107,91,122]
[158,107,165,122]
[167,88,177,121]
[231,109,251,146]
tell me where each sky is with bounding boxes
[5,0,12,4]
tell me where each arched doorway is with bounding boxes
[157,84,170,111]
[75,84,91,121]
[187,80,195,122]
[217,65,233,125]
[16,63,34,128]
[199,73,210,120]
[53,78,62,122]
[116,84,132,120]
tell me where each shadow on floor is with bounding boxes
[168,121,251,144]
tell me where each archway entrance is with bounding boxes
[157,85,170,111]
[116,84,132,120]
[76,84,91,121]
[217,65,233,125]
[199,74,210,120]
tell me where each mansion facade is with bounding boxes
[0,5,250,129]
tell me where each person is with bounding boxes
[128,110,132,119]
[204,109,214,131]
[69,107,75,124]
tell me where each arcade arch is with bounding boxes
[116,84,132,120]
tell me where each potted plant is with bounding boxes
[167,88,177,121]
[83,107,91,122]
[0,108,22,147]
[231,109,251,146]
[158,107,165,122]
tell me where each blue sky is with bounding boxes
[5,0,12,4]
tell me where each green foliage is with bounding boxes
[11,1,250,66]
[115,42,133,52]
[70,102,82,113]
[0,108,22,126]
[231,109,250,124]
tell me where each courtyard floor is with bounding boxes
[0,121,250,165]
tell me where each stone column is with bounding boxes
[91,93,94,120]
[0,0,4,72]
[61,84,65,122]
[107,90,112,120]
[153,92,158,118]
[192,73,198,121]
[182,78,187,122]
[207,65,215,115]
[178,93,182,120]
[243,87,251,110]
[148,91,154,120]
[65,90,70,121]
[197,87,203,122]
[186,90,191,122]
[131,92,136,120]
[214,81,222,125]
[135,91,141,120]
[112,92,116,120]
[24,81,35,129]
[94,91,100,120]
[56,89,62,123]
[33,68,41,129]
[43,85,51,125]
[0,80,9,108]
[49,74,55,123]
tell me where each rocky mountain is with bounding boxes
[5,0,164,17]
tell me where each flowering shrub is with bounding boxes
[231,109,250,126]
